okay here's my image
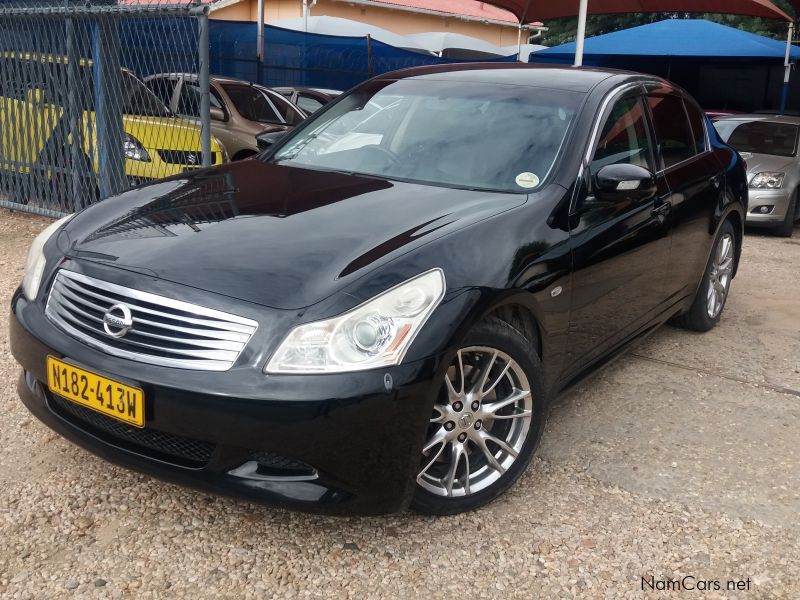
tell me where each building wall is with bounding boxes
[212,0,521,47]
[213,0,300,22]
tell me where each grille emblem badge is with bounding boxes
[103,304,133,338]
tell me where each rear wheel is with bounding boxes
[411,318,546,515]
[775,192,797,238]
[671,220,736,332]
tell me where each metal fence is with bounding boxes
[0,0,213,217]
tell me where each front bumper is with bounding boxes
[746,188,792,224]
[10,287,442,515]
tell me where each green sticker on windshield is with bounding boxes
[515,172,540,189]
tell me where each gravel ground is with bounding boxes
[1,210,799,599]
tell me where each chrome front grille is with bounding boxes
[45,270,258,371]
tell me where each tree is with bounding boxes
[540,1,795,46]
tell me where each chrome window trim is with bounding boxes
[582,81,648,167]
[45,270,258,371]
[571,81,650,215]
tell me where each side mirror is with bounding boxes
[210,106,227,122]
[593,163,657,204]
[256,130,287,152]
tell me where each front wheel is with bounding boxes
[671,220,737,332]
[412,318,547,515]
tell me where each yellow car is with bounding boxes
[0,53,226,193]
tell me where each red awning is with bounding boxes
[483,0,793,24]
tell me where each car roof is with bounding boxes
[274,87,342,95]
[715,113,800,125]
[373,63,655,93]
[147,72,270,87]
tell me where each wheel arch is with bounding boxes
[485,302,542,360]
[232,149,258,162]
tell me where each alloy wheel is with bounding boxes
[707,233,735,319]
[417,346,533,498]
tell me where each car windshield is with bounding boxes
[269,79,582,193]
[118,71,172,117]
[5,59,171,117]
[715,120,799,157]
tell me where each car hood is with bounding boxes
[60,160,527,310]
[739,152,796,177]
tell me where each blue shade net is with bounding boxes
[532,19,800,65]
[209,21,518,92]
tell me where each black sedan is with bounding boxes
[10,65,746,515]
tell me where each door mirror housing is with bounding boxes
[210,106,227,122]
[256,130,287,152]
[593,163,657,203]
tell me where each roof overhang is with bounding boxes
[480,0,792,24]
[330,0,543,29]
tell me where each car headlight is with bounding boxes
[21,214,73,301]
[123,133,151,162]
[266,269,445,374]
[750,172,785,189]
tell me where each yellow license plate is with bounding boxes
[46,356,145,428]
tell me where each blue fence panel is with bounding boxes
[121,17,199,77]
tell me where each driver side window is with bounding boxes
[590,95,654,177]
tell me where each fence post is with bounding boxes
[65,16,85,210]
[366,34,373,78]
[92,17,125,199]
[256,0,264,84]
[196,3,212,168]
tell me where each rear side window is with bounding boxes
[684,101,708,154]
[266,90,305,126]
[296,93,325,114]
[647,95,696,169]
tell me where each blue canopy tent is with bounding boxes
[532,19,800,112]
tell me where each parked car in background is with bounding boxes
[0,54,226,190]
[11,65,746,516]
[145,74,306,161]
[273,87,342,114]
[714,114,800,237]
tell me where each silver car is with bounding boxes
[714,114,800,237]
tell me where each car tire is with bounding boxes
[775,191,797,238]
[411,318,547,515]
[671,220,737,332]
